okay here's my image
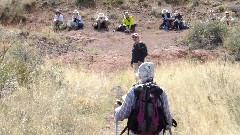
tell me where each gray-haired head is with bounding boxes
[138,62,154,83]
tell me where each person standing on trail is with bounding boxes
[220,11,235,25]
[116,11,137,33]
[114,62,174,135]
[67,9,84,31]
[130,33,148,82]
[53,9,66,31]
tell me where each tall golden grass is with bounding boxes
[0,60,239,135]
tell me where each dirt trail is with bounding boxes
[55,27,190,72]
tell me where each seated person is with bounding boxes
[67,10,84,31]
[159,9,173,30]
[93,13,109,31]
[220,11,235,25]
[173,11,183,31]
[209,10,216,21]
[116,11,136,33]
[53,9,66,31]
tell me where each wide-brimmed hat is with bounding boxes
[98,12,105,17]
[162,9,167,14]
[55,9,60,13]
[225,11,229,14]
[73,10,79,14]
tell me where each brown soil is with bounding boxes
[7,0,235,73]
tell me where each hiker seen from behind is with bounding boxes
[131,33,148,82]
[114,62,176,135]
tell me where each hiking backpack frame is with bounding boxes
[120,82,177,135]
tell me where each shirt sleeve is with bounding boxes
[59,15,64,22]
[77,15,82,22]
[105,16,109,21]
[128,16,134,29]
[161,90,172,125]
[115,87,135,121]
[53,15,58,22]
[230,16,235,22]
[220,16,226,22]
[96,16,99,21]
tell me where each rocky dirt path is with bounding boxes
[55,27,189,72]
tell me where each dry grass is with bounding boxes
[0,59,240,134]
[156,61,240,135]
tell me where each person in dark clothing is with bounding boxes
[159,9,173,30]
[173,12,183,31]
[131,33,148,82]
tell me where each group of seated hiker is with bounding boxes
[159,9,189,31]
[208,10,235,25]
[53,9,137,33]
[53,9,84,31]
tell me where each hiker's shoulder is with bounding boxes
[139,41,145,44]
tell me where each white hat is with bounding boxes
[73,10,79,14]
[162,9,167,14]
[98,12,105,17]
[225,11,229,14]
[55,9,60,13]
[138,62,154,83]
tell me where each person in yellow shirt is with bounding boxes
[116,12,136,33]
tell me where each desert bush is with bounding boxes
[227,5,240,17]
[190,0,198,6]
[165,0,188,4]
[184,21,229,49]
[0,0,36,24]
[103,0,125,5]
[224,28,240,60]
[151,6,162,18]
[0,43,42,97]
[75,0,96,7]
[219,5,225,13]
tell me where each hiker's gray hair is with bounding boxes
[138,62,154,83]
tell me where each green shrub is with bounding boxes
[184,21,229,49]
[75,0,96,7]
[219,5,225,13]
[190,0,198,6]
[0,43,42,96]
[0,0,34,25]
[103,0,124,5]
[224,28,240,56]
[151,6,162,18]
[227,5,240,17]
[165,0,188,4]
